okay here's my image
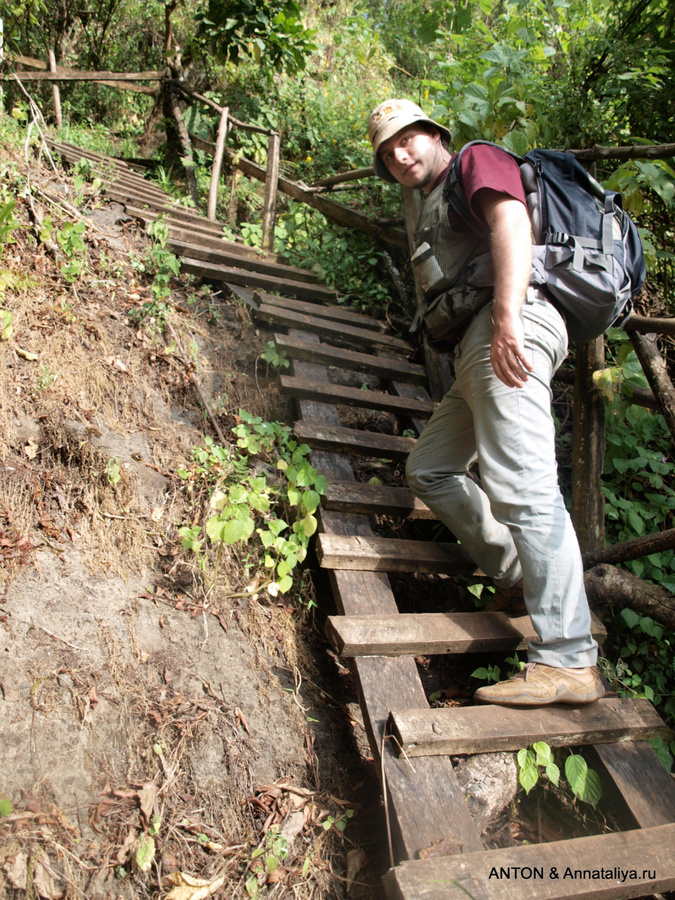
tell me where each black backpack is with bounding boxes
[445,141,646,343]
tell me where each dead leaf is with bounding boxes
[235,707,251,736]
[345,848,367,892]
[33,852,64,900]
[14,346,39,361]
[3,851,28,890]
[88,686,98,708]
[137,783,157,825]
[165,871,226,900]
[24,440,39,460]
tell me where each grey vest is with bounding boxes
[411,175,495,341]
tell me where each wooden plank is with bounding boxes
[293,421,416,461]
[323,482,433,518]
[316,533,479,575]
[291,349,484,859]
[280,375,434,417]
[383,822,675,900]
[327,611,607,657]
[180,260,337,301]
[261,293,387,331]
[389,698,669,757]
[275,334,427,383]
[589,741,675,829]
[8,68,164,81]
[166,226,288,263]
[167,239,319,284]
[257,304,411,352]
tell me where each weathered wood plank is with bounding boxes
[167,239,319,284]
[260,293,386,331]
[389,698,669,757]
[589,741,675,829]
[180,261,337,301]
[275,334,427,383]
[316,533,479,574]
[257,305,411,352]
[166,226,288,263]
[291,349,484,858]
[292,422,416,461]
[383,822,675,900]
[323,482,433,518]
[327,611,607,657]
[280,375,435,417]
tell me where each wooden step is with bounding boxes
[326,611,607,657]
[256,304,410,352]
[275,333,427,383]
[167,239,319,284]
[261,293,386,331]
[293,421,416,460]
[388,697,669,757]
[383,822,675,899]
[280,375,435,417]
[166,227,289,265]
[181,261,337,302]
[323,482,433,518]
[316,533,480,575]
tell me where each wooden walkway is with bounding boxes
[53,143,675,899]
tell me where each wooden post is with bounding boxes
[48,49,62,128]
[207,105,229,221]
[571,337,606,556]
[261,131,280,252]
[401,185,453,400]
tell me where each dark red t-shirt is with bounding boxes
[431,143,527,229]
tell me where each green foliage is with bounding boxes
[517,742,602,808]
[260,340,289,370]
[195,0,316,76]
[127,218,181,330]
[177,411,326,600]
[0,796,12,818]
[601,608,675,727]
[245,826,289,897]
[54,219,88,282]
[596,336,675,587]
[0,201,20,257]
[470,663,501,684]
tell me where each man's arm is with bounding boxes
[478,188,534,388]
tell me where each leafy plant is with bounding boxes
[260,340,289,371]
[245,825,289,897]
[177,411,326,599]
[0,201,20,256]
[55,220,88,282]
[517,741,603,808]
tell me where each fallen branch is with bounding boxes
[583,529,675,570]
[585,564,675,632]
[165,320,230,448]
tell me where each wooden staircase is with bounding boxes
[52,142,675,899]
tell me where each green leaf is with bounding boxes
[135,834,155,873]
[545,762,560,787]
[533,741,553,766]
[0,796,12,817]
[519,764,539,794]
[565,754,603,807]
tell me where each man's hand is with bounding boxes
[477,189,534,387]
[490,306,532,388]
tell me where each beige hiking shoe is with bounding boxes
[474,663,605,707]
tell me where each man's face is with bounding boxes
[378,124,448,192]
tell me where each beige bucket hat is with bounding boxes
[368,98,452,182]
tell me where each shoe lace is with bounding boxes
[515,663,538,681]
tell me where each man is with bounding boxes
[368,99,603,706]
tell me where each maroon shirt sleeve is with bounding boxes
[451,144,527,228]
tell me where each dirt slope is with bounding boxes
[0,141,380,899]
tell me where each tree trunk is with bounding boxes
[162,81,199,210]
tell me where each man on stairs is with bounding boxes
[368,98,604,707]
